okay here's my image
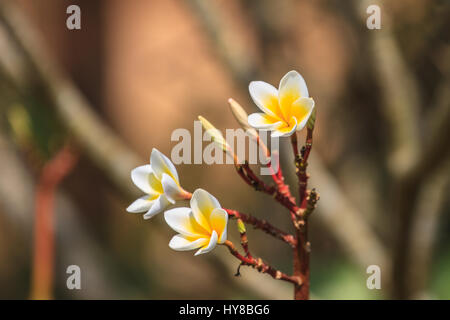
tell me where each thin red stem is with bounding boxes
[256,135,281,185]
[235,218,252,259]
[298,128,313,204]
[225,209,296,247]
[290,133,300,157]
[236,134,297,216]
[223,240,301,286]
[239,162,301,215]
[290,129,314,300]
[182,191,297,247]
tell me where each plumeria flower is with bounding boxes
[127,148,190,219]
[164,189,228,256]
[247,70,315,137]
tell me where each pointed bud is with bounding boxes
[228,98,249,130]
[307,108,316,130]
[228,98,258,138]
[198,116,231,151]
[237,219,246,234]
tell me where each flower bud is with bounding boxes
[237,219,246,234]
[307,108,316,130]
[198,116,231,151]
[228,98,258,138]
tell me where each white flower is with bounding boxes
[247,70,315,137]
[127,148,190,219]
[164,189,228,256]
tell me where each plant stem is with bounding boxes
[299,129,313,204]
[293,226,310,300]
[225,209,296,247]
[236,162,301,215]
[223,240,301,286]
[291,130,313,300]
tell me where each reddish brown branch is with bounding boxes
[235,163,256,188]
[256,135,283,186]
[225,209,296,247]
[292,129,313,207]
[235,218,252,259]
[223,240,302,286]
[233,132,300,229]
[304,189,320,219]
[237,162,301,216]
[255,135,297,205]
[31,145,78,299]
[290,133,300,158]
[291,129,315,300]
[293,225,310,299]
[299,128,313,204]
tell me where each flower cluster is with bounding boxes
[126,71,317,299]
[127,148,227,255]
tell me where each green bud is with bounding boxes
[307,108,316,130]
[237,219,246,234]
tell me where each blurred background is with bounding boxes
[0,0,449,299]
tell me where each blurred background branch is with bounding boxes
[353,1,450,298]
[0,1,141,198]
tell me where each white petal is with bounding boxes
[130,165,153,194]
[190,188,221,231]
[271,117,298,138]
[291,97,315,131]
[279,70,309,99]
[150,148,179,182]
[164,207,209,237]
[143,194,170,219]
[164,207,191,234]
[195,230,218,256]
[161,173,184,204]
[210,208,228,244]
[126,195,154,213]
[278,71,309,121]
[248,81,280,118]
[169,234,208,251]
[247,113,282,130]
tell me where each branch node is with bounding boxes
[305,241,311,253]
[275,271,282,280]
